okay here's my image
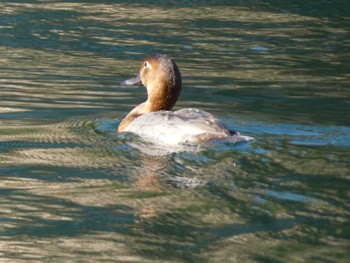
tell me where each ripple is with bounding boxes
[265,190,320,204]
[229,121,350,148]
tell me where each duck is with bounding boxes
[118,54,251,146]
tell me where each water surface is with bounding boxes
[1,1,349,262]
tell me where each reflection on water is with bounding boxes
[1,1,349,262]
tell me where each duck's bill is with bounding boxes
[120,73,142,86]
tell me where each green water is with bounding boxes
[0,1,349,262]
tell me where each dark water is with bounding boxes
[1,1,349,262]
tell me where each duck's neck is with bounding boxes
[147,80,178,111]
[117,78,181,133]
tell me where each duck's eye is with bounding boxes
[144,61,149,68]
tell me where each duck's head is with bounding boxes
[121,54,182,111]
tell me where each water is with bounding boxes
[1,1,349,262]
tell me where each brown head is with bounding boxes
[118,54,182,132]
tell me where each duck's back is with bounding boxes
[124,108,233,145]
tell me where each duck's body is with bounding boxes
[124,108,235,145]
[118,54,250,145]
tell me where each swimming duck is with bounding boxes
[118,54,250,145]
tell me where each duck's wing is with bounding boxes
[174,108,231,135]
